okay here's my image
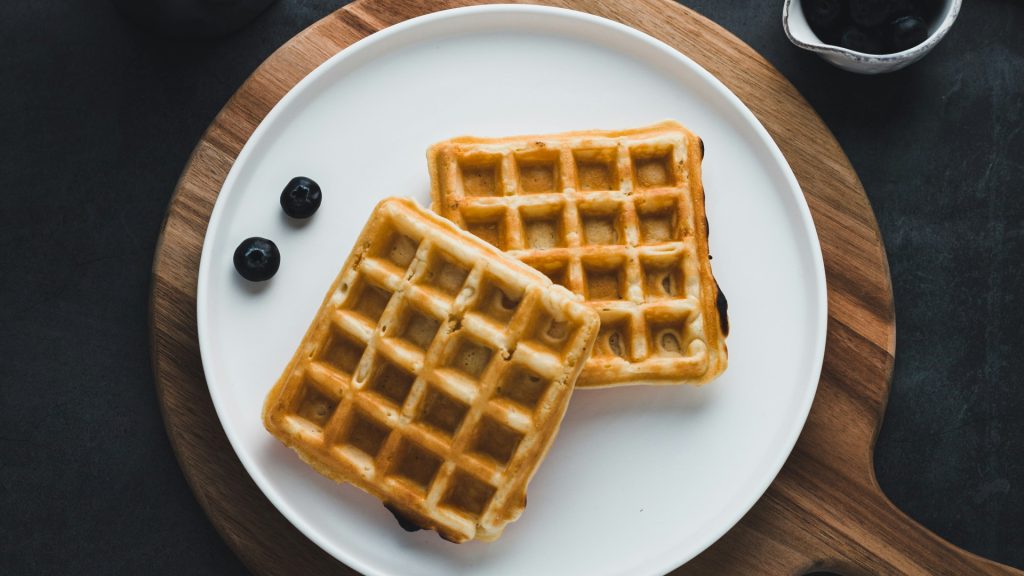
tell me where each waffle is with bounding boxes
[428,120,728,387]
[263,197,599,543]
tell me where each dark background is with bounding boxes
[1,0,1021,574]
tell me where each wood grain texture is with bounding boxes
[149,1,1022,574]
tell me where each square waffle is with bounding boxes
[263,197,599,542]
[428,120,728,387]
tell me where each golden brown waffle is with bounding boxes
[263,197,599,543]
[428,120,728,387]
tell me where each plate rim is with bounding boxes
[196,5,828,575]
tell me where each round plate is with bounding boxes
[196,5,827,575]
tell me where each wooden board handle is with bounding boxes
[680,322,1022,575]
[836,489,1021,575]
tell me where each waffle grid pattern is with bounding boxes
[429,122,728,387]
[264,198,597,542]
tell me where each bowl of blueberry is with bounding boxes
[783,0,961,73]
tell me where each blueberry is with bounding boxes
[804,0,843,31]
[384,504,423,533]
[888,15,929,52]
[280,176,322,219]
[849,0,891,27]
[839,25,886,54]
[233,237,280,282]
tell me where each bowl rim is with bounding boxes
[782,0,962,62]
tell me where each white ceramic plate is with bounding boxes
[196,5,827,575]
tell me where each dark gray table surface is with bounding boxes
[1,1,1021,574]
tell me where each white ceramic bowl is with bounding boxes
[783,0,961,74]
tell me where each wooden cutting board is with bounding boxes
[149,0,1022,574]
